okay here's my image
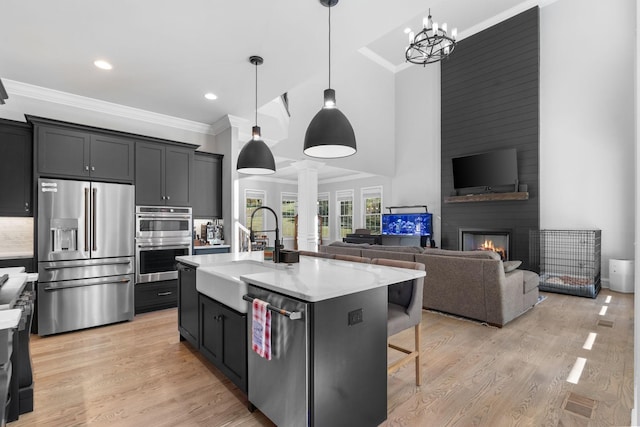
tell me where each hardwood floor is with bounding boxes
[12,289,633,426]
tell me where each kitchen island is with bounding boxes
[176,252,425,427]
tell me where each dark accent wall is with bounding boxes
[441,7,539,269]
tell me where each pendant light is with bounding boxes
[237,55,276,175]
[303,0,356,159]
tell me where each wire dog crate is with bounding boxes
[529,229,601,298]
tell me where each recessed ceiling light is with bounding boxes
[403,27,412,34]
[204,92,218,100]
[94,60,113,70]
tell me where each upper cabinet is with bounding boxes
[135,141,194,206]
[193,152,223,218]
[0,119,32,216]
[30,117,134,183]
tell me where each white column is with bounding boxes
[292,160,324,251]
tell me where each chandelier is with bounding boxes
[405,9,457,66]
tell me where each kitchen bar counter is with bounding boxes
[176,252,425,302]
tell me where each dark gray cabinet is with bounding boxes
[135,141,194,206]
[134,280,177,314]
[34,123,134,183]
[199,294,247,393]
[193,152,223,218]
[0,120,32,216]
[177,263,198,348]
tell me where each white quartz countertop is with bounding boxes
[0,309,21,330]
[177,252,425,302]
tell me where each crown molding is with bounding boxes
[3,79,217,135]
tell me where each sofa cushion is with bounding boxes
[522,270,539,294]
[422,248,501,260]
[327,241,370,248]
[503,260,522,273]
[368,245,424,254]
[361,249,415,262]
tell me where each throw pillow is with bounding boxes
[503,260,522,273]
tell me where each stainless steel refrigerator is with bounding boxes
[37,178,135,335]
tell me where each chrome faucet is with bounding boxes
[249,206,281,263]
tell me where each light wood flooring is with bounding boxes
[12,289,633,426]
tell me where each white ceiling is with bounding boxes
[1,0,541,180]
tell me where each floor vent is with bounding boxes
[597,319,614,328]
[563,392,596,419]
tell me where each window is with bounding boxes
[318,192,329,240]
[281,193,297,239]
[361,186,382,235]
[245,189,266,234]
[336,190,354,239]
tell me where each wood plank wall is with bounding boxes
[440,7,539,269]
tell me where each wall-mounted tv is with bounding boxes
[382,213,432,236]
[452,148,518,190]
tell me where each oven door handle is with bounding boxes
[137,244,191,250]
[44,277,131,291]
[43,260,132,271]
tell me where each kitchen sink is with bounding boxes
[196,261,277,313]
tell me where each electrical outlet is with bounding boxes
[348,308,363,326]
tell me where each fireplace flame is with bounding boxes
[478,239,506,260]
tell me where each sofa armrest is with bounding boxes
[482,263,524,326]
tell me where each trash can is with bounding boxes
[609,259,634,293]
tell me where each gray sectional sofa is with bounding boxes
[319,242,539,327]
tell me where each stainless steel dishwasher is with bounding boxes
[246,284,309,427]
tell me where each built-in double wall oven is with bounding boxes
[135,206,192,284]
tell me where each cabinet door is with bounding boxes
[178,263,198,348]
[165,146,193,207]
[135,141,165,205]
[218,302,247,392]
[193,153,222,218]
[199,295,247,392]
[37,125,90,178]
[90,134,134,182]
[0,122,32,216]
[199,295,223,364]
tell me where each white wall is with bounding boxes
[0,91,216,149]
[393,63,442,246]
[540,0,636,282]
[272,51,396,178]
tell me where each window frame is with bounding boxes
[335,189,354,240]
[361,186,383,235]
[280,192,298,240]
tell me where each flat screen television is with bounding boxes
[452,148,518,190]
[382,213,432,236]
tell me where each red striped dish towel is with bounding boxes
[252,298,272,360]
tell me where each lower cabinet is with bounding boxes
[134,280,177,314]
[199,294,247,393]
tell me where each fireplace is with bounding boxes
[459,228,511,260]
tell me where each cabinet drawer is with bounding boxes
[135,280,177,314]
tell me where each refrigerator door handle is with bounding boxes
[44,277,131,291]
[92,188,97,252]
[84,187,90,252]
[43,260,132,271]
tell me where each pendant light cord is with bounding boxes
[255,60,258,126]
[328,3,331,89]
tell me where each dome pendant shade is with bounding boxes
[237,126,276,175]
[303,103,356,158]
[236,56,276,175]
[304,0,357,159]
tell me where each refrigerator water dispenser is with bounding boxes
[50,218,78,252]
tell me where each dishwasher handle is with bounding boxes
[243,294,303,320]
